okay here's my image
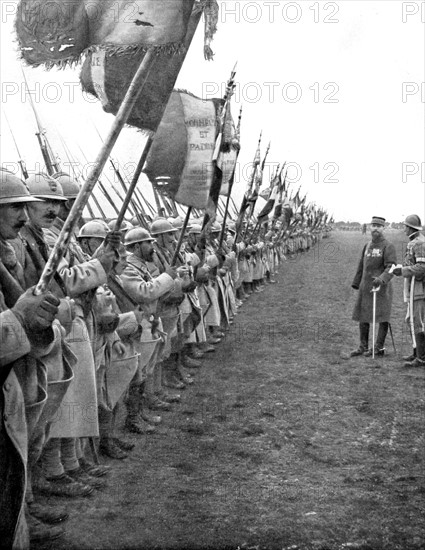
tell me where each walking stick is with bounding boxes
[388,322,397,354]
[371,286,379,359]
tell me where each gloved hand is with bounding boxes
[95,245,119,273]
[195,266,210,284]
[392,267,402,276]
[372,277,384,288]
[165,265,178,279]
[12,288,60,346]
[104,230,122,250]
[56,298,76,335]
[97,311,120,334]
[182,280,197,293]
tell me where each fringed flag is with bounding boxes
[16,0,219,132]
[144,90,219,209]
[17,0,219,67]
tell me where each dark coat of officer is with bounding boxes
[352,235,397,323]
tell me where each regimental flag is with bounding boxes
[144,90,219,209]
[80,3,204,133]
[257,166,281,224]
[235,133,262,231]
[16,0,218,67]
[204,99,239,222]
[17,1,219,133]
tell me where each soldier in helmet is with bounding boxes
[77,220,149,454]
[150,218,201,389]
[8,173,80,531]
[40,173,117,494]
[392,215,425,368]
[349,216,397,358]
[0,169,65,545]
[120,227,181,432]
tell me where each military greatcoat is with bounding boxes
[352,235,397,323]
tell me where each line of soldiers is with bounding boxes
[0,168,329,549]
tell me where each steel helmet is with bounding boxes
[404,214,422,231]
[51,172,80,198]
[227,222,236,234]
[124,227,156,246]
[188,224,202,235]
[211,221,221,233]
[150,218,177,235]
[108,219,134,232]
[26,173,67,201]
[0,169,43,205]
[131,215,141,227]
[168,216,183,230]
[77,220,109,239]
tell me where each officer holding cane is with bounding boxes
[349,216,397,357]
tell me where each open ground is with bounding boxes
[38,230,425,550]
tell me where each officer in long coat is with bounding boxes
[350,216,397,356]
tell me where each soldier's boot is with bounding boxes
[350,322,369,356]
[27,502,69,525]
[176,351,196,385]
[98,405,113,452]
[144,366,172,411]
[124,383,157,433]
[26,508,65,543]
[186,342,205,359]
[404,333,425,367]
[155,360,182,402]
[181,348,202,370]
[163,355,186,390]
[112,405,135,450]
[402,348,416,362]
[99,437,128,460]
[364,322,388,357]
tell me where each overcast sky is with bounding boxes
[1,1,424,223]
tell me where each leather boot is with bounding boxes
[402,348,416,361]
[113,437,135,451]
[28,502,69,525]
[26,509,64,543]
[416,332,425,362]
[125,383,157,433]
[176,353,195,385]
[99,437,128,460]
[404,333,425,367]
[163,354,187,389]
[144,367,172,411]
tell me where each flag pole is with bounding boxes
[218,105,242,247]
[171,206,192,266]
[114,135,154,229]
[35,48,157,294]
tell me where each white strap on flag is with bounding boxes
[90,50,109,108]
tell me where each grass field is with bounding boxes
[42,230,425,550]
